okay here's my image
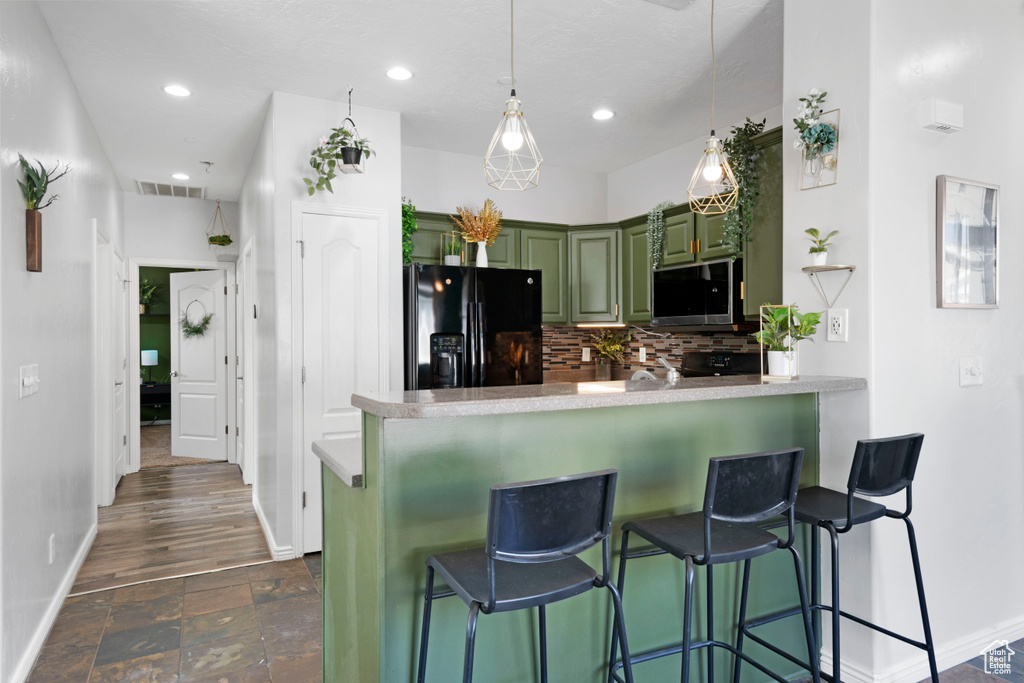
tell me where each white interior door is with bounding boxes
[112,251,127,483]
[235,263,247,483]
[171,270,228,460]
[301,211,380,554]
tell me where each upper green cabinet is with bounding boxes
[470,229,518,269]
[694,213,733,262]
[661,211,695,266]
[520,229,569,324]
[620,222,651,324]
[569,230,620,323]
[409,213,452,265]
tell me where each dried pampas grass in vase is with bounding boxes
[451,199,503,267]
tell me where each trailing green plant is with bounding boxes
[591,328,632,363]
[302,127,375,196]
[751,304,822,351]
[401,197,419,264]
[720,118,766,256]
[180,311,213,339]
[805,228,838,254]
[647,200,675,269]
[208,234,233,247]
[17,154,71,210]
[138,278,165,306]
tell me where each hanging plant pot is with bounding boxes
[340,147,362,165]
[26,209,42,272]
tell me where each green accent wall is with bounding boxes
[323,394,822,682]
[138,266,195,421]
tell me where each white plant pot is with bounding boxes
[810,251,828,267]
[443,255,461,266]
[476,243,488,268]
[767,350,795,378]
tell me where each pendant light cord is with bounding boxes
[510,0,515,92]
[710,0,716,135]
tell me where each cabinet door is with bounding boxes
[695,213,733,261]
[520,229,568,324]
[661,212,695,266]
[469,228,519,268]
[743,139,783,317]
[621,224,651,324]
[569,230,620,323]
[410,215,452,265]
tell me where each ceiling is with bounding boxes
[38,0,782,201]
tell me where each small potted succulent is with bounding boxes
[752,304,821,378]
[442,237,464,266]
[591,328,632,381]
[805,228,839,266]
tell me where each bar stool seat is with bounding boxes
[625,514,780,565]
[794,486,886,527]
[426,549,599,613]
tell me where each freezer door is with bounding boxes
[404,264,474,390]
[474,268,543,386]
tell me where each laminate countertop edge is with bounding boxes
[353,375,867,419]
[312,440,363,488]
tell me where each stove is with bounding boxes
[678,351,762,378]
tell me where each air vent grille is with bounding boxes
[134,180,206,199]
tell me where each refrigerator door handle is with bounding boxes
[476,302,486,386]
[466,304,478,387]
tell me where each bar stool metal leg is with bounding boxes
[464,602,480,683]
[607,530,631,683]
[681,555,695,683]
[789,546,822,683]
[707,564,715,683]
[904,516,939,682]
[538,605,548,683]
[733,559,753,683]
[417,567,435,683]
[823,521,840,683]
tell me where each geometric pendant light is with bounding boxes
[687,0,738,215]
[484,0,542,191]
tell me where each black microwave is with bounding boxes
[650,258,744,327]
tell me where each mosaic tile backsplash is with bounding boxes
[542,325,761,374]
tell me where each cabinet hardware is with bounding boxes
[615,303,619,316]
[690,240,696,254]
[740,281,745,300]
[696,238,701,253]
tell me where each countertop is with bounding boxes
[352,374,867,419]
[311,440,363,488]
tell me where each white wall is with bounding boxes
[402,145,607,224]
[606,105,783,221]
[0,3,124,681]
[238,92,403,556]
[785,2,1024,681]
[124,193,239,262]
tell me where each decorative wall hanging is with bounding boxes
[687,0,739,215]
[646,200,675,269]
[451,199,503,267]
[936,176,998,309]
[304,88,376,195]
[17,154,71,272]
[180,300,213,339]
[793,89,840,190]
[484,0,543,191]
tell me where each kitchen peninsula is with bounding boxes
[316,375,866,682]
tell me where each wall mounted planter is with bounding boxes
[26,209,42,272]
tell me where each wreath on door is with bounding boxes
[180,300,213,339]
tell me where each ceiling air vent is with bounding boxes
[134,180,206,199]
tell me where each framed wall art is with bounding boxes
[936,175,998,308]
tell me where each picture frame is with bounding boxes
[936,176,999,309]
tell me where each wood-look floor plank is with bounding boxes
[71,464,272,595]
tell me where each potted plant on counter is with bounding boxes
[591,328,632,381]
[805,228,839,266]
[752,304,821,378]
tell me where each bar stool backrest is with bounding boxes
[704,448,804,524]
[486,469,617,564]
[848,433,924,497]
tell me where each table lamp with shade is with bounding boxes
[141,350,158,383]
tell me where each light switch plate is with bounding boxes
[582,347,591,362]
[19,365,38,398]
[639,347,647,363]
[959,356,983,386]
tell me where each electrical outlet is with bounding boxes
[826,308,848,342]
[638,347,647,363]
[959,356,983,386]
[48,533,55,565]
[582,347,591,362]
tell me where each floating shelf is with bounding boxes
[801,264,855,307]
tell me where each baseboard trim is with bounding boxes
[820,614,1024,683]
[252,494,295,561]
[10,522,98,683]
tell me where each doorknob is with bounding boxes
[114,381,123,386]
[171,371,179,377]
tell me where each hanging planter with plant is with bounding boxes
[17,154,71,272]
[719,118,766,256]
[180,300,213,339]
[647,200,675,270]
[303,89,375,195]
[206,199,234,250]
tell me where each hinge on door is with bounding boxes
[225,356,229,365]
[302,492,307,508]
[235,283,239,294]
[225,425,229,435]
[123,435,127,446]
[297,240,305,258]
[236,355,239,366]
[301,367,306,384]
[236,427,239,436]
[224,285,228,295]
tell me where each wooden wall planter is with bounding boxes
[26,209,42,272]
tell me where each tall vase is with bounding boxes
[595,358,612,381]
[476,243,488,268]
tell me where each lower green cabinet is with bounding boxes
[520,229,568,324]
[569,230,620,323]
[621,223,651,324]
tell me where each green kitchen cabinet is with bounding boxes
[695,213,733,262]
[520,228,568,324]
[620,221,651,324]
[569,229,620,323]
[409,213,453,265]
[469,229,518,269]
[742,130,783,318]
[661,210,696,267]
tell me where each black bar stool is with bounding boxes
[416,469,635,683]
[737,433,938,683]
[608,448,820,683]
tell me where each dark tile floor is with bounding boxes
[921,638,1024,683]
[27,554,323,682]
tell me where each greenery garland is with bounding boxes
[647,200,675,269]
[720,118,766,257]
[401,197,418,265]
[180,310,213,339]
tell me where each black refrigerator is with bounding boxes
[404,264,543,390]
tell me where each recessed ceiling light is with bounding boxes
[171,173,190,180]
[593,109,615,120]
[387,67,412,81]
[163,84,191,97]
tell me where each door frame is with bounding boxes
[128,257,236,473]
[237,237,257,485]
[94,227,114,506]
[290,201,393,556]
